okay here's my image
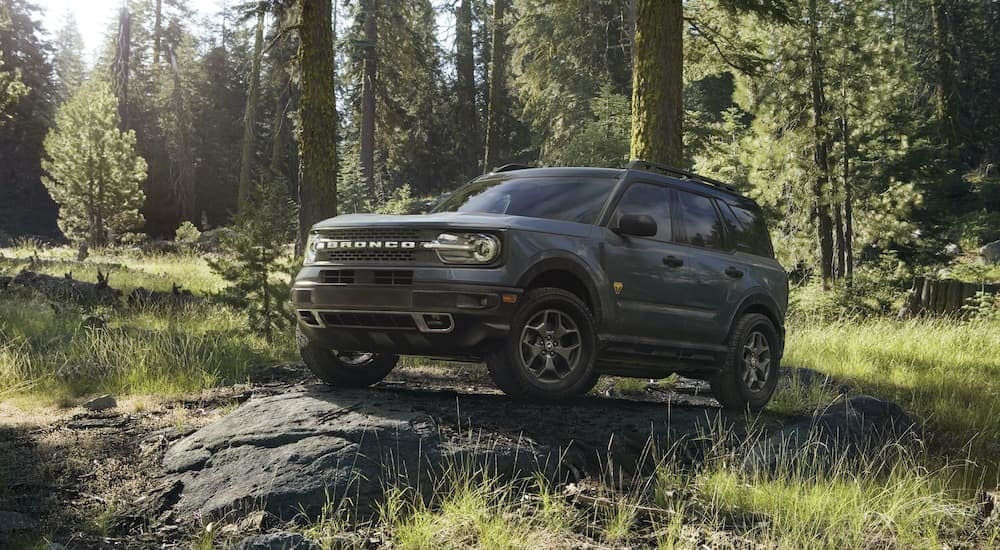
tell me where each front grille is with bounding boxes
[320,249,417,263]
[317,228,423,263]
[320,312,417,330]
[320,269,356,284]
[374,270,414,285]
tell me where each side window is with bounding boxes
[611,183,672,242]
[726,203,775,258]
[676,190,725,250]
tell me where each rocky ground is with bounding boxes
[0,362,912,549]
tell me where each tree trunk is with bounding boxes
[629,0,683,167]
[483,0,508,171]
[360,0,378,204]
[112,8,131,131]
[808,0,834,288]
[239,6,265,213]
[455,0,480,178]
[841,113,854,287]
[296,0,338,250]
[153,0,162,66]
[931,0,956,145]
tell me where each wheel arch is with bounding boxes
[728,293,785,356]
[516,256,605,324]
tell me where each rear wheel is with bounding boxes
[710,313,780,411]
[297,326,399,387]
[486,288,597,400]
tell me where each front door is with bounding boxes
[600,182,688,340]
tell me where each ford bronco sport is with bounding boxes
[293,160,788,410]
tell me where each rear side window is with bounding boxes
[724,203,774,258]
[675,190,725,250]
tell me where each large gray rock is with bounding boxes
[980,240,1000,264]
[742,395,919,474]
[162,386,735,522]
[233,532,319,550]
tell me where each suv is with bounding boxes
[293,160,787,410]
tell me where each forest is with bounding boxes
[2,0,1000,547]
[0,0,997,289]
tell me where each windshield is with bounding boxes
[433,176,618,224]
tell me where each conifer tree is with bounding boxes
[42,81,147,246]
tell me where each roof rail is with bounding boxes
[626,159,735,192]
[492,163,535,173]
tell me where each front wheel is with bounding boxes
[486,288,597,400]
[710,313,780,411]
[297,327,399,387]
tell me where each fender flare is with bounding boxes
[515,253,609,324]
[727,292,786,353]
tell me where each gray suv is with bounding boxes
[293,160,787,410]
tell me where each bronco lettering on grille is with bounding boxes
[318,241,419,249]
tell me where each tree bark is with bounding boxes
[629,0,683,167]
[483,0,508,171]
[239,5,265,213]
[455,0,480,178]
[360,0,378,203]
[296,0,338,250]
[808,0,834,288]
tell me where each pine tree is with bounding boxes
[52,12,85,102]
[42,81,147,246]
[0,6,27,123]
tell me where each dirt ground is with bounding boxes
[0,361,733,549]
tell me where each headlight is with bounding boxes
[304,232,319,265]
[427,233,501,264]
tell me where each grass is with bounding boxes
[785,317,1000,466]
[0,245,295,404]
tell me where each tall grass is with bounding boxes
[0,297,295,404]
[785,318,1000,465]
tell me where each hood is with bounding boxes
[311,211,595,237]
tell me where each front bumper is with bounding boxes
[292,279,522,358]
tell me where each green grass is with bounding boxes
[784,317,1000,465]
[1,245,223,295]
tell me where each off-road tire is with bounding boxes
[297,326,399,387]
[710,313,780,411]
[486,288,598,400]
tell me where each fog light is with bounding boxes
[501,293,518,304]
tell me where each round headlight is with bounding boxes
[470,234,500,262]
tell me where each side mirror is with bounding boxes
[615,214,657,237]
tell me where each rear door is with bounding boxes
[668,189,753,345]
[600,182,689,340]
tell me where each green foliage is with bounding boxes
[374,184,416,215]
[961,291,1000,322]
[42,80,147,246]
[548,85,630,168]
[173,220,201,244]
[0,4,27,123]
[208,182,296,342]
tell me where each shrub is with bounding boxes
[174,221,201,244]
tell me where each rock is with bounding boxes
[0,510,36,532]
[742,396,918,474]
[980,240,1000,264]
[81,314,106,330]
[0,276,10,290]
[944,242,962,256]
[161,387,734,523]
[82,394,117,411]
[233,532,319,550]
[10,270,121,305]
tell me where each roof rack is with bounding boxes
[492,163,535,173]
[626,159,735,192]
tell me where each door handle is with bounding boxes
[725,266,744,279]
[662,256,684,268]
